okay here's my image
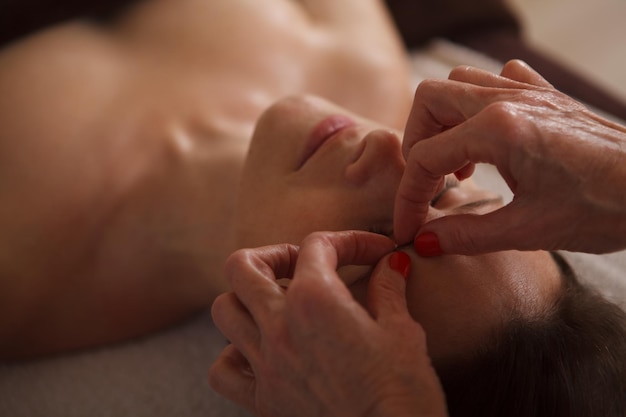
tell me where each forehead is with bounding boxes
[403,249,562,361]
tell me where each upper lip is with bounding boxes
[299,115,356,168]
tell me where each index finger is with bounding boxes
[293,231,396,281]
[394,106,515,244]
[287,231,395,330]
[289,231,394,301]
[393,150,447,245]
[225,244,300,321]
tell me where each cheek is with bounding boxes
[236,174,290,246]
[236,186,342,247]
[237,169,394,247]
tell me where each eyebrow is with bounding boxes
[550,251,575,286]
[430,177,460,207]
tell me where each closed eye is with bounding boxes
[430,177,460,207]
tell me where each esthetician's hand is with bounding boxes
[394,60,626,255]
[209,231,447,417]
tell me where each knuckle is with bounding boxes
[483,101,520,126]
[300,230,332,247]
[210,293,241,329]
[481,101,529,145]
[413,78,442,100]
[406,143,427,167]
[225,248,255,272]
[207,364,223,392]
[210,293,228,317]
[501,59,526,74]
[224,249,257,283]
[448,64,474,80]
[401,158,441,201]
[413,79,430,99]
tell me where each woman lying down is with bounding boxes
[0,0,624,416]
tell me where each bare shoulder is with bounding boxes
[0,22,134,236]
[0,21,124,72]
[0,23,136,356]
[0,21,128,132]
[0,22,136,211]
[0,21,231,359]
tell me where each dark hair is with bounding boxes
[435,253,626,417]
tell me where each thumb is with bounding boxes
[366,252,411,320]
[415,204,542,256]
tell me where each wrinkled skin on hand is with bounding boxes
[209,231,448,417]
[394,60,626,255]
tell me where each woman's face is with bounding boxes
[237,95,562,360]
[237,95,405,246]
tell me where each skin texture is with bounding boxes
[236,94,562,361]
[210,231,449,417]
[394,60,626,254]
[0,0,413,357]
[209,225,562,417]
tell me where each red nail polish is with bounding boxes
[389,251,411,279]
[414,232,443,257]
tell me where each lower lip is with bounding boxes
[300,115,356,167]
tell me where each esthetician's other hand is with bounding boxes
[394,60,626,255]
[209,231,447,417]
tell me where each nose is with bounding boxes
[345,128,405,184]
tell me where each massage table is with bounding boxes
[1,2,626,416]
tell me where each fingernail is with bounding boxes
[389,251,411,279]
[414,232,443,257]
